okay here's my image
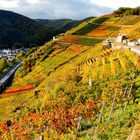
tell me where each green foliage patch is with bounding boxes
[76,37,102,46]
[73,23,99,35]
[93,17,109,24]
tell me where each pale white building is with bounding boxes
[138,39,140,44]
[53,36,56,40]
[127,42,136,47]
[116,35,125,43]
[2,49,12,55]
[123,40,127,44]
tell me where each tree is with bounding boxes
[132,8,139,15]
[114,7,129,14]
[0,58,8,71]
[12,43,22,49]
[16,51,26,60]
[124,9,132,15]
[114,7,140,15]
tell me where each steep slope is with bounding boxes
[0,14,140,139]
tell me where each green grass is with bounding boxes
[103,16,121,25]
[93,17,109,24]
[106,26,120,31]
[96,105,140,140]
[77,104,139,140]
[66,21,89,35]
[76,37,103,46]
[0,91,34,120]
[73,23,99,35]
[13,44,92,87]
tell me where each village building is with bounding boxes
[138,39,140,45]
[0,48,27,59]
[2,49,12,55]
[123,40,127,44]
[127,41,136,47]
[53,36,56,40]
[102,38,112,50]
[116,35,126,43]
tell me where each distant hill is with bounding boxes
[36,17,94,33]
[0,10,82,49]
[36,19,80,31]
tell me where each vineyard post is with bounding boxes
[75,116,82,139]
[116,86,128,119]
[123,83,133,112]
[94,101,105,140]
[89,77,92,87]
[108,94,116,121]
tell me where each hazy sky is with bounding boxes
[0,0,140,19]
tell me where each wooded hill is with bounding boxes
[0,10,82,49]
[36,19,82,33]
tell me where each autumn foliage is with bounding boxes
[49,49,64,57]
[87,29,109,37]
[67,45,85,52]
[4,84,35,94]
[87,25,110,37]
[60,35,81,43]
[0,98,95,139]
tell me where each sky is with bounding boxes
[0,0,140,19]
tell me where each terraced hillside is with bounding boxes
[0,14,140,139]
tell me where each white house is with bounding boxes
[2,49,12,55]
[138,39,140,45]
[116,35,125,43]
[123,40,127,44]
[127,41,136,47]
[53,36,56,40]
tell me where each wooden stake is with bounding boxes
[124,83,133,112]
[75,116,82,139]
[108,94,116,121]
[116,86,128,119]
[94,101,105,140]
